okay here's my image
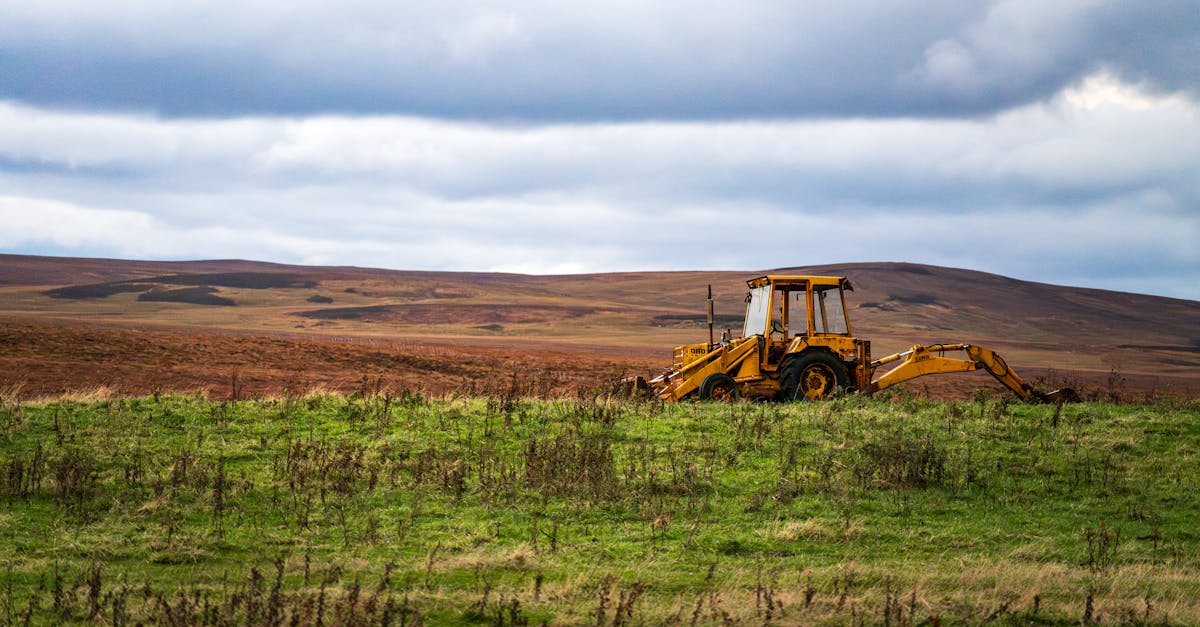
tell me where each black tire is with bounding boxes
[698,373,739,402]
[778,352,850,401]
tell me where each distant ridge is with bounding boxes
[1,253,1197,392]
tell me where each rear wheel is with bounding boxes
[779,352,849,401]
[698,373,739,402]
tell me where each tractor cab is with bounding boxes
[742,275,855,370]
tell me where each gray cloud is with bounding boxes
[1,1,1197,119]
[1,79,1197,298]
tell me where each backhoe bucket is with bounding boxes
[1035,388,1079,404]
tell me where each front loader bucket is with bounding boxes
[620,375,653,399]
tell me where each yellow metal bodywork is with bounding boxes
[674,343,713,369]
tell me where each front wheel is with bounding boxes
[698,373,739,402]
[779,352,850,401]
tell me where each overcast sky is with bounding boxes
[1,1,1198,300]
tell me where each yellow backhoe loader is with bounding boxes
[632,275,1074,403]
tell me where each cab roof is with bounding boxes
[746,275,853,290]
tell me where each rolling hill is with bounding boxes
[1,253,1197,399]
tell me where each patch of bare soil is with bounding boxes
[0,318,650,399]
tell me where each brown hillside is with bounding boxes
[1,254,1197,399]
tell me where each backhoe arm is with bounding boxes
[867,343,1051,401]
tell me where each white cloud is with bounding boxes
[1062,72,1161,111]
[444,11,529,67]
[0,196,155,248]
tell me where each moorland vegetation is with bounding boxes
[1,383,1198,625]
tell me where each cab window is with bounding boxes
[813,286,848,334]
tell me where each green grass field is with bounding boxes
[1,390,1198,625]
